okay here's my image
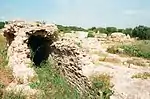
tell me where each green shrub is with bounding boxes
[90,74,114,99]
[0,82,5,89]
[121,45,140,56]
[88,31,95,37]
[120,41,150,59]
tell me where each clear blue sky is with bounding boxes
[0,0,150,28]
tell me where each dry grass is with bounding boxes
[132,72,150,79]
[0,35,17,98]
[126,58,150,67]
[0,35,13,86]
[0,69,13,86]
[1,91,26,99]
[99,56,121,64]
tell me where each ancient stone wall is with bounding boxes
[3,21,58,84]
[3,20,91,95]
[51,37,91,94]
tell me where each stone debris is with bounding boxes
[108,32,132,42]
[64,31,88,39]
[94,32,133,43]
[110,32,126,38]
[74,36,150,99]
[6,82,41,97]
[76,31,88,39]
[95,33,107,41]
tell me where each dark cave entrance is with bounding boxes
[27,35,52,66]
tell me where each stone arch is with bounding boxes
[27,32,53,66]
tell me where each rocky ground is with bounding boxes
[74,37,150,99]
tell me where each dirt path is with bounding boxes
[80,38,150,99]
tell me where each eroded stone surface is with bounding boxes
[3,20,92,95]
[51,37,92,94]
[3,20,58,84]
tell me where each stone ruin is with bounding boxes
[95,32,133,43]
[108,32,131,42]
[2,20,91,95]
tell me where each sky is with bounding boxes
[0,0,150,28]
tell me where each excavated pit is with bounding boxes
[27,35,52,66]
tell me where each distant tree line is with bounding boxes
[57,24,150,40]
[132,26,150,40]
[1,21,150,40]
[88,26,150,40]
[57,25,87,33]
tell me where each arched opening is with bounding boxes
[27,35,52,66]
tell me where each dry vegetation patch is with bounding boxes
[0,35,13,86]
[132,72,150,79]
[0,69,13,86]
[107,40,150,59]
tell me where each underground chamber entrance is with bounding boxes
[27,35,52,66]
